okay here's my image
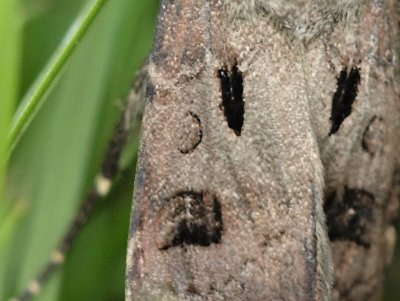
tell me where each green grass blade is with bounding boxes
[6,0,109,158]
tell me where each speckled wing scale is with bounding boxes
[127,1,399,301]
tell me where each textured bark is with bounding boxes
[126,1,400,300]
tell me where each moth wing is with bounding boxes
[126,1,332,300]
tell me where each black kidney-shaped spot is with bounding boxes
[155,191,223,250]
[329,67,361,135]
[218,63,244,136]
[324,186,374,248]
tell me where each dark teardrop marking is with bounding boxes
[329,67,361,135]
[155,191,223,250]
[324,186,374,248]
[218,64,244,136]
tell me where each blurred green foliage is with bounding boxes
[0,1,398,301]
[0,0,159,300]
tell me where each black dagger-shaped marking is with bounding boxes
[329,67,361,135]
[218,63,244,136]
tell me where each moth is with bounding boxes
[126,1,400,301]
[10,1,399,301]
